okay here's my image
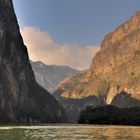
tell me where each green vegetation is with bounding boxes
[78,105,140,125]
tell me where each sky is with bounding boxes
[13,0,140,70]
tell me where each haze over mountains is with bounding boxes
[54,11,140,122]
[31,61,80,92]
[0,0,66,123]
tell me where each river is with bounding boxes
[0,125,139,140]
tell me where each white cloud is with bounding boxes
[21,27,100,70]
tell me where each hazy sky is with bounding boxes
[13,0,140,69]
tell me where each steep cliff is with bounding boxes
[54,11,140,122]
[0,0,66,123]
[31,61,80,92]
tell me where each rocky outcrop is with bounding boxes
[0,0,66,123]
[31,61,80,92]
[53,11,140,122]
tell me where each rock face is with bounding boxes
[53,11,140,122]
[0,0,66,123]
[31,61,80,92]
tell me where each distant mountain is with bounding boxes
[53,11,140,122]
[31,61,80,92]
[0,0,66,123]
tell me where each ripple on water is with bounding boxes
[0,125,139,140]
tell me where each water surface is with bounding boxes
[0,125,139,140]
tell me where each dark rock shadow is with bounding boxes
[111,91,140,108]
[53,90,105,123]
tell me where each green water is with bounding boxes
[0,125,139,140]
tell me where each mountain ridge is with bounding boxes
[31,60,80,92]
[53,11,140,122]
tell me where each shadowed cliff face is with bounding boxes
[53,11,140,122]
[0,0,66,123]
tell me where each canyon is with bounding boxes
[54,11,140,122]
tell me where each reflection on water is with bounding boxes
[0,125,139,140]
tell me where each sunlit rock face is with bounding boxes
[54,11,140,122]
[0,0,66,123]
